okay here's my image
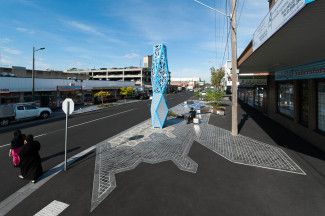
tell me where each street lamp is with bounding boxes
[32,47,45,101]
[194,0,238,136]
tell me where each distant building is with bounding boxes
[143,55,152,68]
[221,60,239,93]
[65,67,151,87]
[170,77,201,90]
[0,66,88,80]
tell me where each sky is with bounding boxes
[0,0,268,81]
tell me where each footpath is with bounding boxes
[4,99,325,216]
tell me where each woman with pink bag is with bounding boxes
[8,130,24,167]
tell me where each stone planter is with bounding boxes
[212,107,225,115]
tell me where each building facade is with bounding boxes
[65,67,151,87]
[0,66,88,80]
[143,55,152,68]
[238,0,325,151]
[170,77,201,90]
[0,77,134,108]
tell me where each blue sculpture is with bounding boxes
[151,44,169,128]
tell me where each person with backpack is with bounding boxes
[8,130,24,167]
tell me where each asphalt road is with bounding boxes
[0,92,193,204]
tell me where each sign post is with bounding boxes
[62,98,74,171]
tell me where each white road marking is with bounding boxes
[0,145,95,216]
[0,101,186,215]
[34,200,69,216]
[0,143,10,148]
[0,109,134,149]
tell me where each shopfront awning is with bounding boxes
[238,0,325,73]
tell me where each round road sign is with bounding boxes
[62,98,75,115]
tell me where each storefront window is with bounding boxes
[300,81,309,126]
[247,89,254,107]
[318,82,325,132]
[278,83,294,118]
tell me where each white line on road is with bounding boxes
[0,100,187,215]
[34,200,69,216]
[0,109,134,149]
[0,145,95,216]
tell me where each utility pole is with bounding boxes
[194,0,238,136]
[231,0,238,136]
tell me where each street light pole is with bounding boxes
[32,47,35,101]
[32,47,45,101]
[194,0,238,136]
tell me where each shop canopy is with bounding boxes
[238,0,324,73]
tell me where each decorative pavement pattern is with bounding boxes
[90,102,306,211]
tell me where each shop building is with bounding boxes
[0,66,88,80]
[238,0,325,151]
[238,73,269,113]
[0,77,134,109]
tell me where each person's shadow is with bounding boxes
[41,146,80,162]
[238,113,250,133]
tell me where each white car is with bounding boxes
[0,103,52,126]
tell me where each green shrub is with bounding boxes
[204,90,225,108]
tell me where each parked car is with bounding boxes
[135,92,150,100]
[0,103,52,126]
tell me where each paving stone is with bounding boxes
[90,101,306,212]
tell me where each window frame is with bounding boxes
[277,81,295,119]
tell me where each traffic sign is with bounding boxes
[62,98,74,115]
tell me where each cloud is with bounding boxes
[2,47,22,55]
[0,38,11,44]
[123,53,139,59]
[64,20,104,36]
[0,55,12,65]
[16,27,35,34]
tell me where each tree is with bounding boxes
[211,67,225,89]
[204,89,225,108]
[120,86,134,101]
[94,91,111,104]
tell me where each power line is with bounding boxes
[237,0,246,27]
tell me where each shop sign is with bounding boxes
[0,88,10,93]
[57,85,82,91]
[239,76,267,87]
[253,0,315,51]
[275,61,325,81]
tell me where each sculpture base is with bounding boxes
[151,93,168,129]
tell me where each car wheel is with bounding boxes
[0,119,9,127]
[40,112,50,119]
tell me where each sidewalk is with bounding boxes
[5,100,325,216]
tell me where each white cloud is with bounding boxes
[0,38,11,44]
[2,47,22,55]
[0,55,12,65]
[123,53,139,59]
[64,20,104,36]
[16,27,35,34]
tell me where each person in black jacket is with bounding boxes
[19,135,43,183]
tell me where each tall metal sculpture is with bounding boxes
[151,44,169,128]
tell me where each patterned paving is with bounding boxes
[90,101,306,211]
[34,200,69,216]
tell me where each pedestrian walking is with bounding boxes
[8,130,24,167]
[19,135,43,183]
